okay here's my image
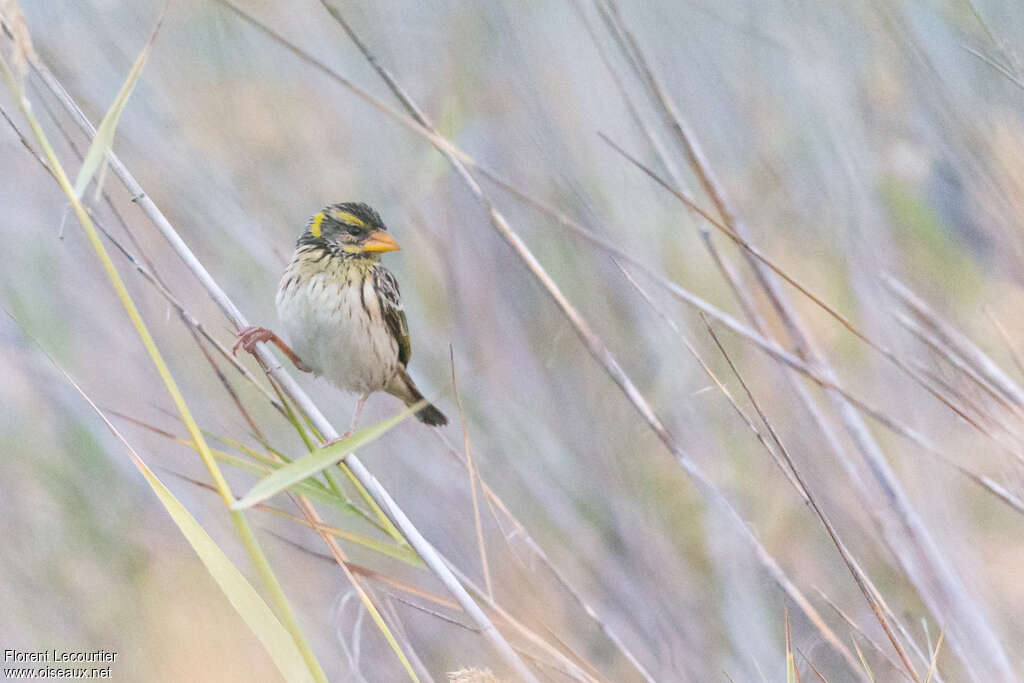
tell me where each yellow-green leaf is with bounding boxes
[133,457,316,683]
[233,399,427,511]
[43,353,317,683]
[72,14,162,197]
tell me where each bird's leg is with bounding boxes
[322,393,369,448]
[348,393,369,435]
[232,326,312,372]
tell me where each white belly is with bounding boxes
[276,269,399,395]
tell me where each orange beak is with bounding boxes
[362,230,401,253]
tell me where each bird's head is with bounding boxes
[299,202,400,258]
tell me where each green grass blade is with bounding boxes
[135,460,317,683]
[233,398,427,510]
[4,50,327,681]
[72,12,162,197]
[44,353,316,683]
[260,506,422,566]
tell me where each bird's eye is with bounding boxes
[348,226,365,237]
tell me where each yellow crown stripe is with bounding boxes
[334,211,367,228]
[310,212,325,238]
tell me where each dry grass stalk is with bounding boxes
[590,3,1011,676]
[314,1,867,677]
[447,667,503,683]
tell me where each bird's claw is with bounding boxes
[232,326,273,357]
[232,326,313,373]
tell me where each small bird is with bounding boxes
[234,202,447,436]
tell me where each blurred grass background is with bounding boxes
[4,0,1024,680]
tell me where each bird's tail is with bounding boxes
[386,369,448,427]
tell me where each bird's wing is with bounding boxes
[376,266,411,366]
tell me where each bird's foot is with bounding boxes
[232,326,272,356]
[321,394,369,448]
[232,326,312,372]
[321,430,354,449]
